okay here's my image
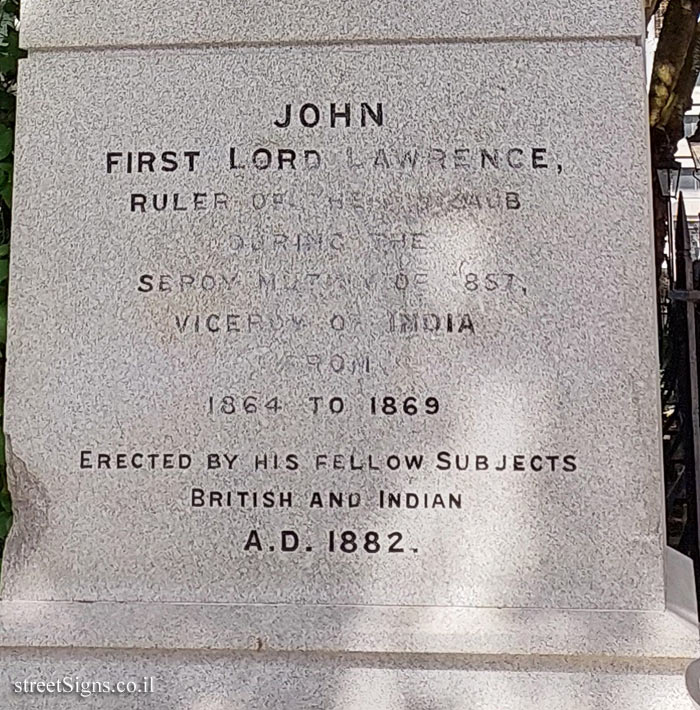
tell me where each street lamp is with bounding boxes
[656,151,682,198]
[656,144,682,283]
[688,123,700,179]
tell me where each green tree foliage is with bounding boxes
[0,0,24,562]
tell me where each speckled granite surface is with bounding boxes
[1,3,694,708]
[19,0,645,49]
[3,42,665,610]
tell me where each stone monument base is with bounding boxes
[1,592,698,708]
[0,647,695,710]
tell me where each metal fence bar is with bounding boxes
[666,193,700,598]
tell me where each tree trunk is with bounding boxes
[649,5,700,287]
[646,0,664,23]
[649,0,700,128]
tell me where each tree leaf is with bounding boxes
[0,511,12,539]
[0,55,15,75]
[0,300,8,344]
[3,27,19,54]
[0,125,12,161]
[1,176,12,208]
[0,90,15,110]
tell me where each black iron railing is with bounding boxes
[661,193,700,600]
